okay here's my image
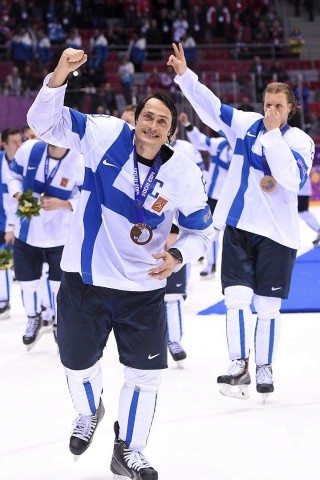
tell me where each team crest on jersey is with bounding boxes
[203,210,212,223]
[151,196,168,213]
[60,177,69,187]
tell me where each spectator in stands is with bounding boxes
[187,4,206,43]
[172,11,189,43]
[11,27,33,67]
[0,18,12,52]
[128,31,146,73]
[88,29,109,71]
[289,27,305,57]
[145,18,163,60]
[181,30,197,67]
[118,54,135,105]
[65,27,82,50]
[35,28,52,67]
[6,65,22,96]
[156,7,172,45]
[248,55,267,102]
[206,0,231,40]
[21,63,37,97]
[91,81,119,116]
[47,17,66,44]
[58,0,76,34]
[108,22,128,46]
[146,66,163,93]
[305,0,315,22]
[267,60,289,83]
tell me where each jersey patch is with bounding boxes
[151,196,168,213]
[60,177,69,187]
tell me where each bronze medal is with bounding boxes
[260,175,277,193]
[130,223,153,245]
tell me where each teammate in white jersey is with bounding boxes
[7,139,84,349]
[179,112,232,278]
[297,176,320,246]
[168,43,315,401]
[27,48,214,479]
[0,128,22,319]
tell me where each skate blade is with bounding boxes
[176,360,185,369]
[113,475,129,479]
[219,383,250,400]
[25,329,45,351]
[73,455,80,462]
[260,393,270,404]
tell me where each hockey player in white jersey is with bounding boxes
[27,48,214,479]
[297,176,320,246]
[179,112,232,278]
[168,43,315,401]
[7,139,84,349]
[0,128,22,319]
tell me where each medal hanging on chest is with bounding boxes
[130,146,162,245]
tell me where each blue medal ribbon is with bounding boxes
[43,152,62,195]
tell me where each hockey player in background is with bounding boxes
[168,43,315,401]
[297,175,320,246]
[179,111,232,278]
[7,139,84,349]
[0,128,22,319]
[27,47,214,479]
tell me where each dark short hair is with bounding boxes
[134,91,178,142]
[1,128,20,143]
[262,82,298,119]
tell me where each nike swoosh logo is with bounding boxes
[102,159,118,168]
[148,353,160,360]
[176,283,183,287]
[246,132,256,138]
[27,166,37,170]
[271,286,282,291]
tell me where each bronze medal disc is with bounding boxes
[260,175,277,193]
[130,223,153,245]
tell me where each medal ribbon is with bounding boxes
[262,123,289,175]
[43,153,62,195]
[133,146,162,223]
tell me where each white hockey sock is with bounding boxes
[49,280,60,321]
[225,286,254,360]
[40,265,52,310]
[0,268,12,303]
[65,361,103,416]
[19,279,41,317]
[206,237,219,267]
[253,294,281,365]
[118,367,161,451]
[165,294,184,343]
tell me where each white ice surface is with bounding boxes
[1,209,320,480]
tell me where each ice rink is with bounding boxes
[1,210,320,480]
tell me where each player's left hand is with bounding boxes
[40,196,71,211]
[148,251,181,280]
[263,106,281,131]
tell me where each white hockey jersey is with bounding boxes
[0,152,18,233]
[7,139,84,248]
[175,69,315,249]
[186,126,231,200]
[27,74,214,291]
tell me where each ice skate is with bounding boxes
[0,303,10,320]
[110,421,158,480]
[217,358,251,399]
[69,399,105,459]
[200,264,216,278]
[313,230,320,246]
[41,307,55,329]
[256,364,274,403]
[22,314,43,351]
[53,323,58,344]
[168,341,187,368]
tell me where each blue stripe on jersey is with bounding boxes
[70,108,87,140]
[33,179,73,200]
[23,142,47,192]
[220,104,234,127]
[178,204,212,230]
[126,387,140,445]
[83,381,96,414]
[293,150,309,188]
[0,153,8,231]
[239,310,246,358]
[19,217,31,242]
[268,319,275,364]
[9,159,23,175]
[226,138,249,226]
[205,136,210,147]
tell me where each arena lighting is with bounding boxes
[73,70,79,76]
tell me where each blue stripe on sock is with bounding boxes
[83,381,96,414]
[268,319,275,364]
[177,300,183,338]
[239,310,245,357]
[126,387,140,445]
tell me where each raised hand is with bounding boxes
[167,43,187,76]
[263,106,282,131]
[178,112,189,125]
[49,48,88,88]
